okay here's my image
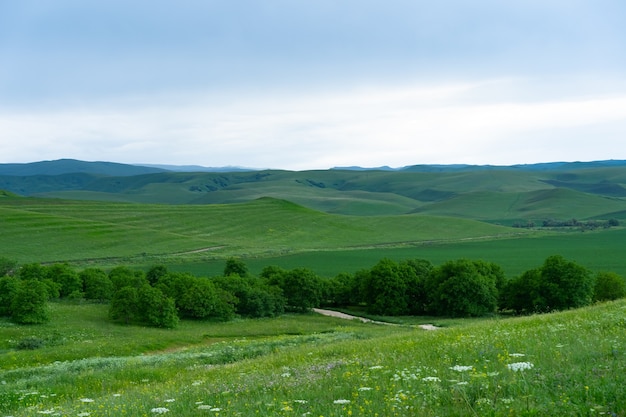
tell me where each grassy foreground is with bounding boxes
[1,301,625,416]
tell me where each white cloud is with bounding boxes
[1,80,626,169]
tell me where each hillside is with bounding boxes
[1,160,626,222]
[0,196,528,265]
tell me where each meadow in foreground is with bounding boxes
[1,300,625,416]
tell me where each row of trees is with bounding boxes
[1,254,625,326]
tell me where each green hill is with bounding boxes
[0,196,526,265]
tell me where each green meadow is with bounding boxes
[2,163,626,415]
[1,300,625,416]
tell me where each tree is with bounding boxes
[363,258,409,315]
[0,276,19,317]
[109,286,139,325]
[46,263,82,298]
[594,271,626,302]
[224,258,249,277]
[401,259,432,315]
[426,259,499,317]
[11,280,50,324]
[146,265,168,286]
[137,284,179,328]
[280,268,323,312]
[177,277,235,321]
[80,268,114,302]
[109,266,148,291]
[538,255,594,311]
[500,268,542,314]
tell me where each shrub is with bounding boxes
[11,279,50,324]
[46,263,82,298]
[0,275,19,317]
[426,259,499,317]
[594,271,626,302]
[16,336,45,350]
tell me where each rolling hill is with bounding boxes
[1,159,626,223]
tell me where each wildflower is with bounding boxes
[79,398,95,403]
[509,353,526,357]
[78,413,91,417]
[294,399,308,403]
[507,362,534,372]
[164,399,176,403]
[333,399,351,404]
[210,408,222,412]
[456,381,469,386]
[198,405,212,410]
[150,407,170,414]
[37,410,55,415]
[449,365,473,372]
[369,365,384,370]
[358,387,373,391]
[422,376,441,382]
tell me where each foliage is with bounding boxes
[10,279,50,324]
[426,259,499,317]
[211,274,285,318]
[266,267,323,312]
[109,286,138,325]
[80,267,114,302]
[0,256,17,276]
[224,257,249,277]
[146,264,168,286]
[502,255,595,313]
[136,284,178,328]
[363,258,410,315]
[594,271,626,302]
[0,275,19,316]
[108,266,148,291]
[46,263,82,298]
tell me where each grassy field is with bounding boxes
[0,196,532,265]
[1,300,625,416]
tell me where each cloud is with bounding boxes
[2,79,626,169]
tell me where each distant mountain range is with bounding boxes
[2,158,626,223]
[2,158,626,177]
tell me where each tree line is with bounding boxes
[1,255,625,328]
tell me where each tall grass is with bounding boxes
[2,300,625,416]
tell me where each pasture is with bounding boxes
[1,300,625,416]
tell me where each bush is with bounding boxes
[11,280,50,324]
[46,263,82,298]
[538,255,593,311]
[109,286,139,325]
[137,284,179,328]
[0,276,19,317]
[594,271,626,302]
[80,268,114,302]
[426,259,499,317]
[16,336,45,350]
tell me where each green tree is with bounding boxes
[109,266,147,291]
[80,268,114,302]
[16,263,60,299]
[109,286,139,325]
[11,280,50,324]
[426,259,499,317]
[46,263,82,298]
[137,284,179,328]
[538,255,593,311]
[401,259,433,315]
[500,268,542,314]
[593,271,626,302]
[224,257,249,277]
[281,268,323,312]
[178,277,235,320]
[146,265,168,286]
[0,276,19,316]
[364,258,409,315]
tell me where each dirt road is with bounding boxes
[313,308,440,330]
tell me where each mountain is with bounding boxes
[0,159,167,176]
[2,159,626,223]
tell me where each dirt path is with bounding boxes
[313,308,440,330]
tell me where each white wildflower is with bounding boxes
[507,362,534,372]
[210,408,222,412]
[164,399,176,403]
[78,413,91,417]
[294,399,308,403]
[79,398,95,403]
[197,405,212,410]
[422,376,441,382]
[369,365,384,370]
[333,399,351,404]
[509,353,526,357]
[450,365,473,372]
[358,386,373,391]
[150,407,170,414]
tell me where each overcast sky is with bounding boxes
[2,1,626,170]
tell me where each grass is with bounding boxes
[2,300,625,416]
[0,196,530,265]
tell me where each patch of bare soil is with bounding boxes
[313,308,440,330]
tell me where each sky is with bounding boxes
[1,1,626,170]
